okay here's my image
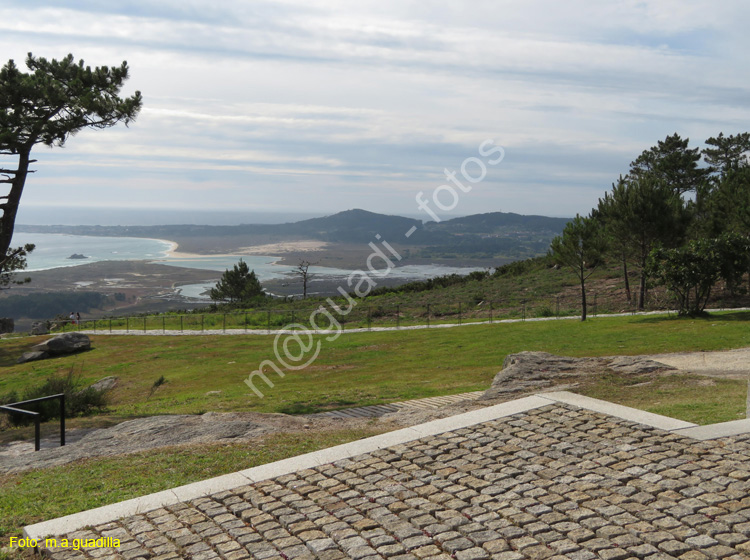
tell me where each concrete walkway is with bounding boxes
[71,307,750,337]
[24,392,750,559]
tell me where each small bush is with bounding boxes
[0,367,110,427]
[535,306,555,318]
[149,375,167,398]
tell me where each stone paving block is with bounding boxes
[32,404,750,560]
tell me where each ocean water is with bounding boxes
[11,232,173,272]
[11,233,483,299]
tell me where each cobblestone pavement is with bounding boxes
[39,403,750,560]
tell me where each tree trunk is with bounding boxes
[0,149,31,264]
[580,275,587,321]
[622,253,631,303]
[638,247,647,310]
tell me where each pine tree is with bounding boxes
[0,53,142,274]
[550,214,606,321]
[209,260,264,303]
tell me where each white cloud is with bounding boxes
[1,0,748,218]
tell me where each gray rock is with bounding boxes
[88,376,118,393]
[17,351,50,364]
[0,413,268,473]
[32,333,91,356]
[482,351,675,400]
[30,321,49,335]
[0,317,13,334]
[606,355,670,375]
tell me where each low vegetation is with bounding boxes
[0,366,109,427]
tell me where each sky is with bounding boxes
[2,0,750,223]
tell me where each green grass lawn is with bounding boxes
[2,311,749,421]
[579,372,746,425]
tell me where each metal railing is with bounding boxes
[0,393,65,451]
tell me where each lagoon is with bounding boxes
[12,233,483,298]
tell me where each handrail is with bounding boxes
[0,393,65,451]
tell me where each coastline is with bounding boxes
[160,239,329,260]
[154,238,265,261]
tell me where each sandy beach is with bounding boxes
[161,239,328,259]
[237,240,329,255]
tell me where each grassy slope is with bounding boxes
[2,312,749,419]
[72,256,750,331]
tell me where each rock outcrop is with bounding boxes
[0,317,13,334]
[87,376,118,393]
[17,333,91,364]
[1,413,274,473]
[30,321,49,335]
[481,351,675,400]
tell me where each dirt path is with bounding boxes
[647,347,750,380]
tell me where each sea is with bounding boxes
[11,230,483,300]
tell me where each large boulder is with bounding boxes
[17,333,92,363]
[481,351,675,400]
[17,351,49,364]
[0,317,13,334]
[32,332,91,356]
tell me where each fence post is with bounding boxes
[396,305,400,329]
[223,313,226,333]
[267,309,271,333]
[245,313,248,333]
[109,318,112,334]
[458,302,462,325]
[426,304,430,328]
[291,310,295,326]
[143,317,147,333]
[594,292,598,317]
[34,416,41,452]
[522,300,526,321]
[489,301,493,324]
[60,393,66,447]
[368,307,372,331]
[163,316,166,333]
[201,315,204,333]
[180,315,184,332]
[126,317,129,333]
[556,296,560,318]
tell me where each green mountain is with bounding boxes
[16,209,570,258]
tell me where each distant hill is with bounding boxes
[280,209,424,243]
[431,212,570,235]
[17,209,570,258]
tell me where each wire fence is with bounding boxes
[46,291,701,334]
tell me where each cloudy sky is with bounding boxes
[2,1,749,222]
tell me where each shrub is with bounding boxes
[0,367,110,427]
